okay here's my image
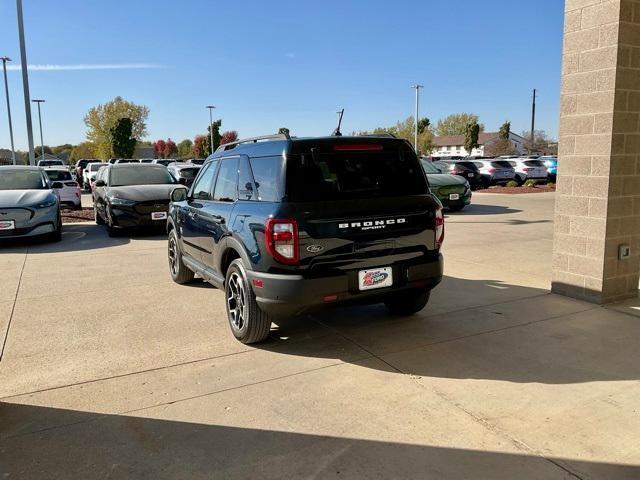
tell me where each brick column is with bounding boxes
[553,0,640,303]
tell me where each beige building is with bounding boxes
[553,0,640,303]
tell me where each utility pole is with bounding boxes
[1,57,16,165]
[530,88,537,154]
[32,99,45,160]
[16,0,36,165]
[206,105,215,156]
[411,84,424,153]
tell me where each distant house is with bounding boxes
[432,131,526,157]
[134,144,154,159]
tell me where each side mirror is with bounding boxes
[95,180,106,187]
[171,187,188,202]
[51,182,63,189]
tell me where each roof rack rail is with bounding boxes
[358,133,397,139]
[215,133,291,152]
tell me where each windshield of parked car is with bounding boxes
[109,166,177,186]
[287,142,427,201]
[0,170,47,190]
[45,170,72,181]
[88,163,106,172]
[420,160,442,174]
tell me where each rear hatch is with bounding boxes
[490,160,515,179]
[281,138,439,274]
[523,159,547,178]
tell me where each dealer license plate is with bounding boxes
[151,212,167,220]
[0,220,15,231]
[449,193,460,200]
[358,267,393,291]
[468,173,474,177]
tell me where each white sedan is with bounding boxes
[44,167,81,209]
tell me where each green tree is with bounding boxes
[484,137,517,157]
[464,122,480,156]
[177,139,193,159]
[84,96,149,158]
[110,118,137,158]
[360,117,434,155]
[498,121,511,140]
[278,127,290,136]
[69,142,96,162]
[521,129,556,154]
[436,113,485,136]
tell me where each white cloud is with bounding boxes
[6,63,164,71]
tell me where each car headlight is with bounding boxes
[109,197,136,206]
[33,197,58,209]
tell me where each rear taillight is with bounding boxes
[451,169,460,175]
[523,167,533,172]
[265,219,299,264]
[488,168,496,174]
[435,208,445,249]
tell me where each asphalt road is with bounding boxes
[2,192,640,479]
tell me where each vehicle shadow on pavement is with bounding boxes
[1,402,637,479]
[447,204,523,216]
[263,275,638,385]
[0,223,166,254]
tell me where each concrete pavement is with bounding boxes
[1,192,640,479]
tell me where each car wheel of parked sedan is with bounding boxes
[94,204,105,225]
[225,259,272,344]
[384,288,430,316]
[168,229,194,284]
[49,210,62,242]
[105,205,118,237]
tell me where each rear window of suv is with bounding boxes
[286,142,427,201]
[524,160,545,167]
[491,161,514,169]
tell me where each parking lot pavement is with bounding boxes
[2,192,640,479]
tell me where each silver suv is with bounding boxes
[508,158,548,184]
[473,160,516,185]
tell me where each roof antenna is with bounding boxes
[332,108,344,136]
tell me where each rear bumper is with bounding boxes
[246,254,444,317]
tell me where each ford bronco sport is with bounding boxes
[167,133,444,343]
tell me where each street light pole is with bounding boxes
[16,0,36,165]
[530,88,537,154]
[411,84,424,153]
[1,57,16,165]
[206,105,215,156]
[32,99,45,160]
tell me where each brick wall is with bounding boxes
[553,0,640,303]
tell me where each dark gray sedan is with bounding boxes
[0,166,62,242]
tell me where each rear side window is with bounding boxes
[524,160,544,167]
[286,143,427,201]
[213,158,238,201]
[249,156,283,202]
[491,161,513,169]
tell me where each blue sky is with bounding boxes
[0,0,564,150]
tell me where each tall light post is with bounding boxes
[32,99,45,160]
[1,57,16,165]
[530,88,537,154]
[411,84,424,153]
[206,105,215,155]
[16,0,36,165]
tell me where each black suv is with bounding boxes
[167,134,444,343]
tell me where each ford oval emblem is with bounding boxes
[306,244,324,253]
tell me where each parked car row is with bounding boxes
[429,155,557,189]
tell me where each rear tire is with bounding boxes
[225,259,272,344]
[168,229,194,284]
[385,288,430,316]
